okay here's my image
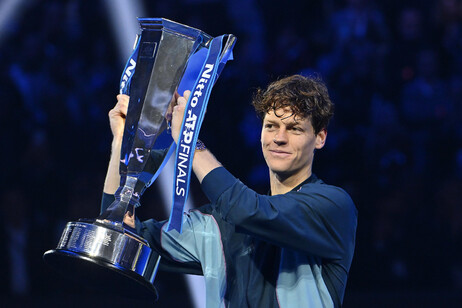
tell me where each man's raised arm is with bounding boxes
[103,94,128,194]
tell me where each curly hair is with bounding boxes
[252,75,334,134]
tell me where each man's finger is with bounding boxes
[176,96,187,107]
[114,94,129,115]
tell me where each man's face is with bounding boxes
[261,107,327,180]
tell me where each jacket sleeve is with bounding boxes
[201,167,358,260]
[140,216,205,275]
[100,192,114,214]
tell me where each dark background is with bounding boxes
[1,0,462,307]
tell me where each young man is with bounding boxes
[102,74,357,307]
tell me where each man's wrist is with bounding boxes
[192,147,222,184]
[195,139,207,151]
[111,136,123,148]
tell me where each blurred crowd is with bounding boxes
[1,0,462,304]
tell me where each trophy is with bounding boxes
[43,18,235,300]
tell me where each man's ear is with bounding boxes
[315,129,327,150]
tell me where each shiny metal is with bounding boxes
[43,222,159,299]
[105,18,213,223]
[55,222,150,272]
[44,18,235,300]
[43,18,217,300]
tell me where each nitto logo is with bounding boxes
[120,58,136,93]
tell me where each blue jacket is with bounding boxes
[102,167,357,307]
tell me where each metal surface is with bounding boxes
[105,18,213,223]
[43,18,230,300]
[44,221,159,299]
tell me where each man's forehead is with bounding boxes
[264,107,309,123]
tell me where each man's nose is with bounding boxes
[273,129,288,144]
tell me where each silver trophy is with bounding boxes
[43,18,235,300]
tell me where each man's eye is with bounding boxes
[265,124,274,129]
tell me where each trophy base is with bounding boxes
[43,221,159,300]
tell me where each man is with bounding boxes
[102,74,357,307]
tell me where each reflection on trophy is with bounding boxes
[43,18,235,300]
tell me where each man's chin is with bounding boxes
[270,167,293,178]
[269,165,310,181]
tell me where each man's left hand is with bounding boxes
[171,90,191,143]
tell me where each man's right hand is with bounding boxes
[109,94,129,140]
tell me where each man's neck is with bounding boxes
[269,169,312,195]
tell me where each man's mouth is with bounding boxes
[269,149,291,157]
